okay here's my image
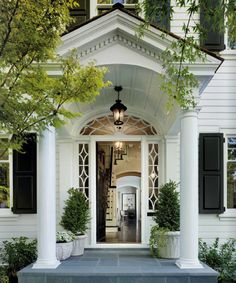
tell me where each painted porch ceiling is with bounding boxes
[69,64,177,135]
[57,7,222,137]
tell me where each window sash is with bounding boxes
[227,137,236,209]
[0,143,10,209]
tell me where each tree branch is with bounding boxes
[0,0,20,57]
[176,0,196,92]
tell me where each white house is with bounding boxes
[0,0,235,271]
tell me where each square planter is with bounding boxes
[56,241,73,260]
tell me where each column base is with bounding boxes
[32,259,60,269]
[175,258,203,269]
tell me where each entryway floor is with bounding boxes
[18,249,218,283]
[105,219,141,243]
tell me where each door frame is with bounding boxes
[88,135,162,248]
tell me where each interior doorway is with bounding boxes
[96,141,141,243]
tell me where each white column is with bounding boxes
[176,110,203,269]
[33,127,60,269]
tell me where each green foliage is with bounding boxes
[149,181,180,258]
[60,188,90,235]
[0,237,37,278]
[0,186,10,208]
[141,0,236,110]
[0,266,8,283]
[153,180,180,231]
[0,0,109,154]
[199,238,236,281]
[149,226,169,258]
[56,231,76,243]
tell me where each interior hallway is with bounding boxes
[105,219,141,243]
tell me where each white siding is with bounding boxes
[198,53,236,243]
[0,215,37,244]
[171,0,200,39]
[0,5,235,250]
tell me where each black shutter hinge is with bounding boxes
[223,137,225,143]
[223,206,226,212]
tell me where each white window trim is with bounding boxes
[219,130,236,221]
[223,1,236,51]
[223,30,236,52]
[90,0,144,17]
[0,139,18,219]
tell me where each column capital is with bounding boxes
[181,107,200,119]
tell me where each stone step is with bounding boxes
[18,249,218,283]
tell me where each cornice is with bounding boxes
[77,32,160,61]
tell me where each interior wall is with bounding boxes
[117,176,141,222]
[117,186,140,222]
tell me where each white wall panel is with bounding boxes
[198,52,236,243]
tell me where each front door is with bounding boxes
[96,141,141,244]
[96,143,107,242]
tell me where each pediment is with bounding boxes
[55,6,224,137]
[58,7,222,76]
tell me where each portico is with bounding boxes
[32,4,222,272]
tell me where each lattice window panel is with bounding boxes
[148,143,159,211]
[78,143,89,200]
[80,115,157,136]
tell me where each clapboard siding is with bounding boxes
[171,0,200,38]
[198,52,236,243]
[0,3,235,250]
[200,101,236,106]
[0,215,37,243]
[199,214,236,245]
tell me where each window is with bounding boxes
[227,18,236,49]
[0,140,10,209]
[227,137,236,208]
[225,0,236,49]
[148,143,159,211]
[97,0,139,15]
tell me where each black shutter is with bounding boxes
[12,134,37,214]
[146,0,170,31]
[200,0,224,51]
[199,133,224,214]
[69,0,90,28]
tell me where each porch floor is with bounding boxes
[18,249,218,283]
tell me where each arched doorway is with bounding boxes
[76,115,161,247]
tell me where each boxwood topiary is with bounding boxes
[60,188,90,235]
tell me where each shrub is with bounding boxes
[60,188,90,235]
[0,266,8,283]
[153,180,180,231]
[199,238,236,282]
[0,237,37,282]
[149,180,180,257]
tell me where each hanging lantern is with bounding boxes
[110,86,127,126]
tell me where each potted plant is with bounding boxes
[199,238,236,283]
[149,180,180,259]
[60,188,90,256]
[56,231,75,261]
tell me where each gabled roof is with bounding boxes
[64,3,223,63]
[56,3,224,136]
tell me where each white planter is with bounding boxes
[71,234,87,256]
[158,231,180,259]
[56,241,73,260]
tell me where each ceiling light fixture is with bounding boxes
[110,86,127,126]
